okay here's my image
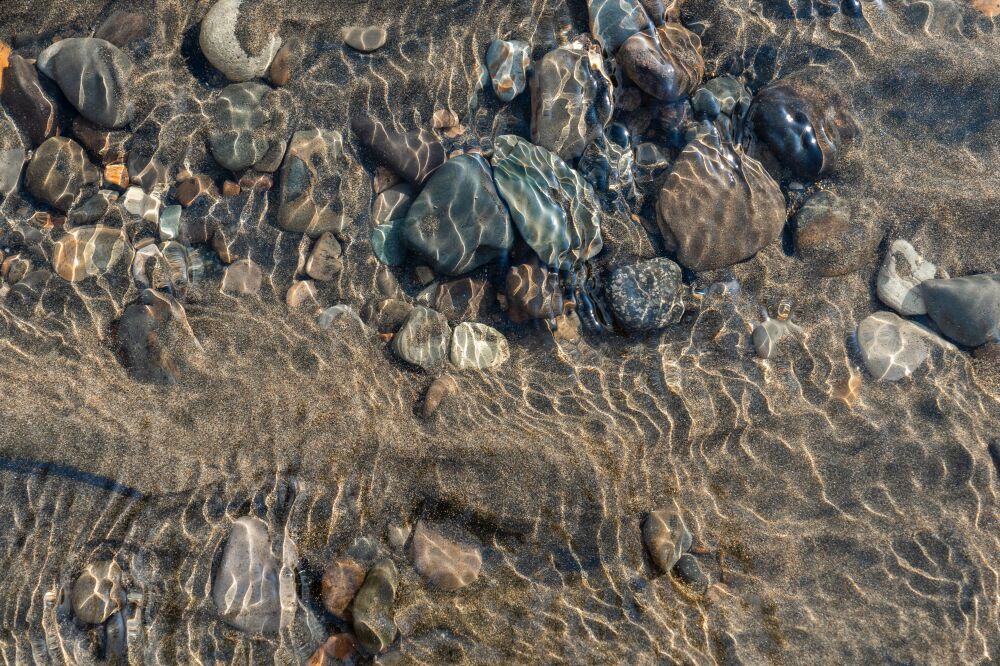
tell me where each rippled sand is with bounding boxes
[2,0,1000,664]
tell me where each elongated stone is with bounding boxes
[486,39,530,102]
[492,135,602,271]
[1,54,64,145]
[200,0,282,82]
[351,116,445,186]
[37,38,134,129]
[212,516,283,635]
[921,274,1000,347]
[352,559,398,654]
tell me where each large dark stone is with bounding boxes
[608,257,685,332]
[656,133,785,271]
[37,38,134,129]
[209,82,287,172]
[794,191,883,277]
[1,53,65,145]
[617,23,704,102]
[25,137,99,211]
[401,154,513,276]
[586,0,653,54]
[350,116,445,187]
[921,274,1000,347]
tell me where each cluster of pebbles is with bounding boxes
[1,0,999,658]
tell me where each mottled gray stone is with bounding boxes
[212,516,283,635]
[37,38,134,129]
[921,274,1000,347]
[401,154,513,276]
[392,306,452,369]
[450,322,510,370]
[674,553,709,592]
[794,191,883,278]
[26,137,99,211]
[877,240,938,316]
[209,82,286,172]
[486,39,530,102]
[617,23,704,102]
[491,135,603,271]
[587,0,653,54]
[200,0,282,82]
[609,258,684,332]
[856,311,931,381]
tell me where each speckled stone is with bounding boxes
[921,274,1000,347]
[530,39,613,162]
[608,258,684,332]
[486,39,530,102]
[200,0,282,82]
[392,306,452,369]
[617,23,704,102]
[450,322,510,370]
[643,509,691,573]
[343,26,387,53]
[26,137,100,211]
[491,135,603,271]
[411,521,482,591]
[401,154,513,276]
[656,133,785,271]
[37,38,134,129]
[351,116,446,186]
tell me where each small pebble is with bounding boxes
[421,374,458,417]
[321,558,366,619]
[286,280,318,309]
[343,26,387,53]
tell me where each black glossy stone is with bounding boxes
[37,38,134,129]
[673,553,709,593]
[401,154,513,276]
[351,116,446,187]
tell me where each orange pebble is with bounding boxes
[104,164,129,189]
[222,180,241,197]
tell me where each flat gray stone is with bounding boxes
[392,306,451,369]
[857,311,933,381]
[212,516,283,635]
[877,240,937,316]
[450,322,509,370]
[921,273,1000,347]
[343,26,387,53]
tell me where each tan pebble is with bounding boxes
[306,633,358,665]
[222,180,240,197]
[432,109,460,129]
[421,374,458,418]
[286,280,318,308]
[104,163,129,190]
[320,559,366,619]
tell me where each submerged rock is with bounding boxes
[343,26,387,53]
[200,0,282,82]
[617,23,704,102]
[450,322,510,370]
[1,54,65,145]
[209,82,286,172]
[421,374,458,417]
[221,258,263,295]
[52,225,128,282]
[72,561,123,624]
[877,240,938,316]
[856,311,932,381]
[692,76,751,122]
[587,0,653,54]
[492,135,603,271]
[372,223,407,266]
[486,39,530,102]
[530,40,613,161]
[921,274,1000,347]
[747,75,857,179]
[305,232,342,281]
[643,509,691,574]
[0,148,24,195]
[373,183,414,225]
[503,262,568,323]
[674,553,709,593]
[307,634,359,665]
[656,134,785,271]
[401,154,513,276]
[26,137,99,211]
[114,292,184,384]
[278,129,358,236]
[321,558,366,620]
[351,116,446,187]
[411,521,483,591]
[318,304,363,330]
[392,306,452,369]
[37,38,134,129]
[752,318,801,359]
[609,258,684,332]
[793,191,882,277]
[352,559,398,654]
[95,11,149,48]
[212,516,283,635]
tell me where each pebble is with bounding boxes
[609,258,685,332]
[643,509,691,573]
[123,186,162,223]
[486,39,530,102]
[223,179,241,197]
[176,175,219,208]
[52,225,128,282]
[69,190,113,225]
[321,558,366,619]
[286,280,318,309]
[617,23,704,102]
[72,118,129,165]
[491,134,603,271]
[209,82,286,172]
[401,154,513,276]
[26,137,99,212]
[343,26,387,53]
[37,38,134,129]
[921,274,1000,347]
[352,559,398,655]
[103,163,130,190]
[307,634,359,665]
[0,147,25,196]
[412,521,482,591]
[656,133,785,271]
[674,553,709,593]
[159,205,181,240]
[372,223,407,266]
[752,318,801,359]
[267,38,299,86]
[2,254,31,284]
[421,374,458,417]
[95,11,149,48]
[530,40,613,161]
[877,240,938,316]
[278,129,352,236]
[856,312,931,381]
[200,0,282,82]
[212,516,284,634]
[392,305,452,369]
[793,191,882,277]
[351,116,446,187]
[318,304,363,329]
[372,183,414,225]
[221,258,263,295]
[114,292,182,383]
[692,76,751,121]
[587,0,654,54]
[747,75,856,179]
[305,232,343,281]
[503,262,568,323]
[213,225,237,263]
[450,322,510,370]
[0,53,64,146]
[72,561,123,624]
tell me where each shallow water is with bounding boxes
[1,0,999,664]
